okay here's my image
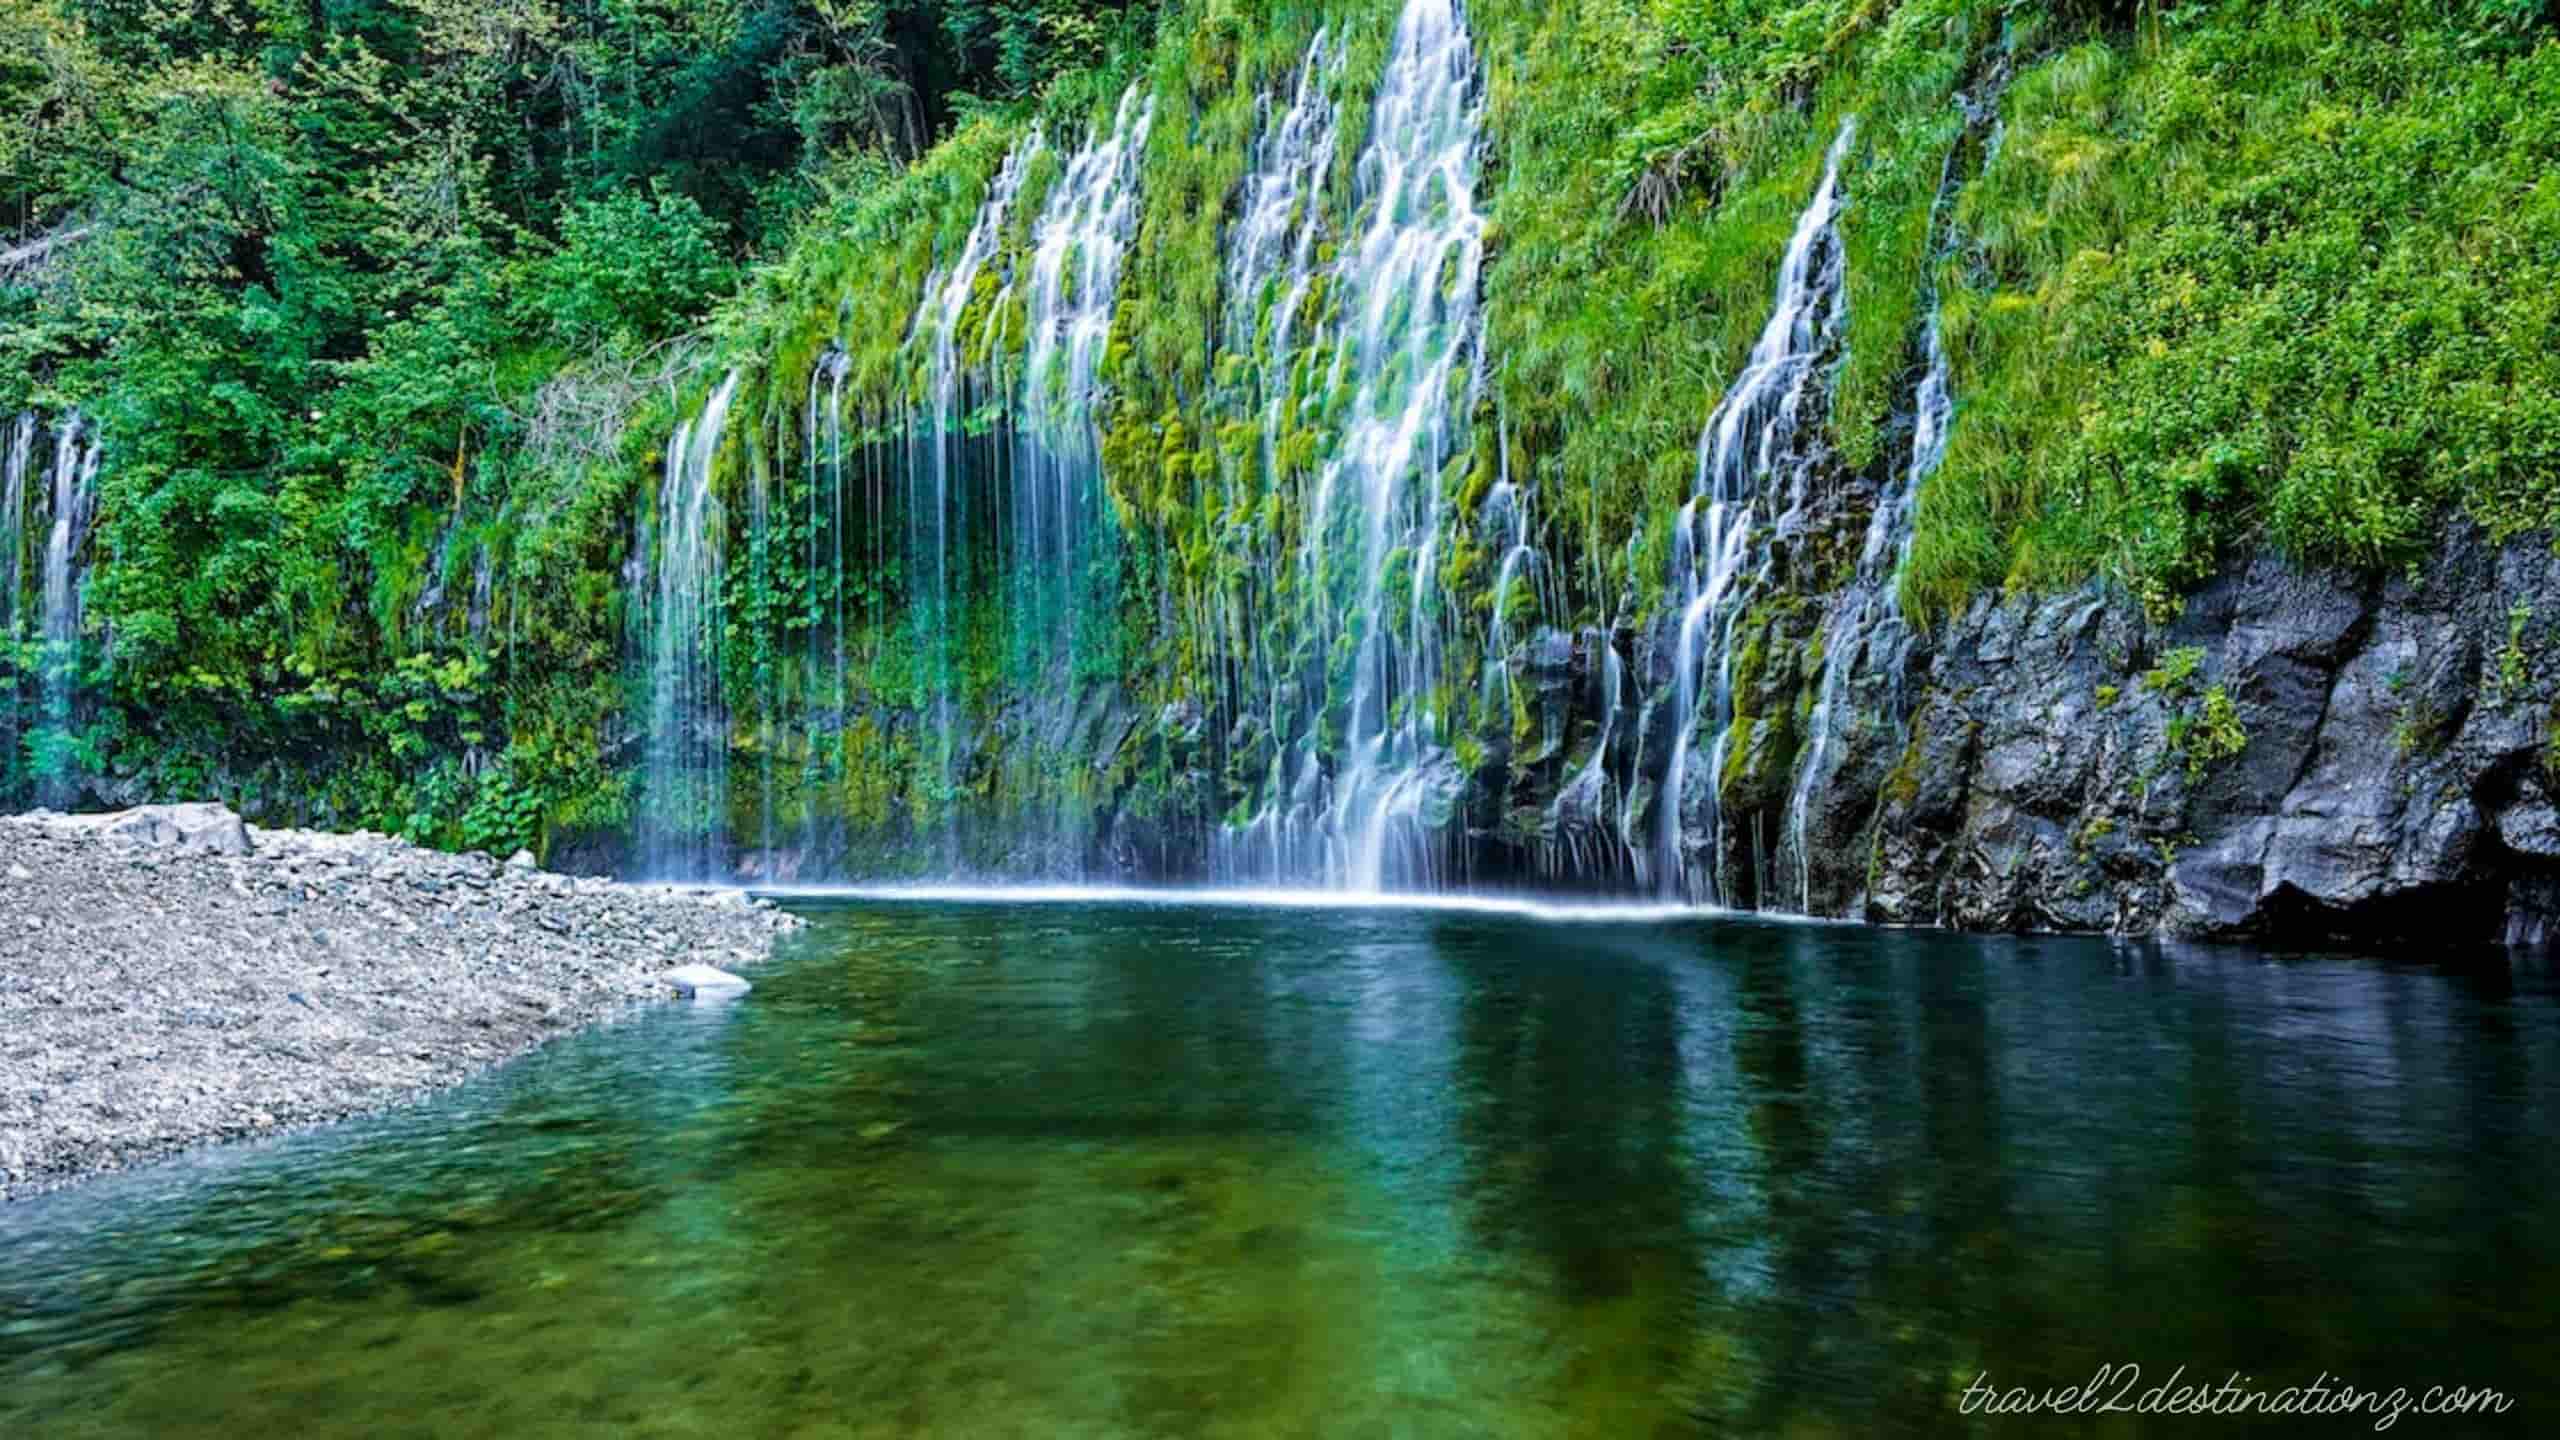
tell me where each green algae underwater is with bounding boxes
[3,896,2554,1437]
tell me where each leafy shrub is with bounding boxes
[533,190,737,349]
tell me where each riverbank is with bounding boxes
[0,805,800,1201]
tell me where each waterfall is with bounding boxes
[796,347,851,876]
[2,413,33,789]
[1225,31,1340,377]
[736,98,1149,879]
[905,133,1041,866]
[0,410,101,806]
[35,412,98,808]
[1780,132,1977,913]
[748,390,778,879]
[1006,87,1153,865]
[604,15,1940,900]
[1778,316,1947,910]
[1017,85,1151,645]
[640,369,740,879]
[467,543,494,642]
[1479,406,1557,721]
[1546,633,1631,883]
[1210,28,1344,885]
[1654,119,1854,905]
[1293,0,1487,891]
[1,412,30,645]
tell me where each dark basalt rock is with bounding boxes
[1832,524,2560,949]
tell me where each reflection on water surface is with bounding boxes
[4,899,2553,1435]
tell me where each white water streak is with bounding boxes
[1216,28,1347,885]
[643,370,741,879]
[1655,120,1855,905]
[1306,0,1487,891]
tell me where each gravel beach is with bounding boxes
[0,804,801,1201]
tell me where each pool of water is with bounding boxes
[3,898,2553,1435]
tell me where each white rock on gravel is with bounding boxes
[43,801,254,856]
[665,964,753,998]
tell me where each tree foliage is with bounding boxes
[0,0,1146,835]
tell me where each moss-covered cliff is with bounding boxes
[8,0,2560,940]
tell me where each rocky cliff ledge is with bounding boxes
[1777,525,2560,948]
[0,805,801,1201]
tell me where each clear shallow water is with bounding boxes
[3,900,2554,1436]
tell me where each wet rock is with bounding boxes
[2495,777,2560,860]
[666,964,751,997]
[1838,524,2560,947]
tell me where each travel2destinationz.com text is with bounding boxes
[1957,1365,2515,1429]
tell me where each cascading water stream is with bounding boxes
[1017,86,1152,654]
[1780,314,1951,910]
[1775,86,2001,913]
[1212,29,1344,885]
[996,88,1157,868]
[36,412,98,808]
[466,544,493,642]
[1,413,35,782]
[907,135,1041,864]
[1478,411,1555,717]
[1771,67,2007,907]
[1,413,31,645]
[793,347,852,875]
[641,370,741,879]
[1545,635,1629,883]
[1298,0,1486,891]
[742,96,1147,879]
[1225,30,1340,418]
[749,397,780,878]
[1653,119,1854,905]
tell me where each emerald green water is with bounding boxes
[4,897,2554,1435]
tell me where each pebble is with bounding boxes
[0,804,802,1203]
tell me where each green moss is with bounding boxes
[2178,685,2249,782]
[107,0,2551,854]
[2142,646,2206,696]
[1905,4,2560,617]
[2395,701,2449,759]
[1881,708,1935,813]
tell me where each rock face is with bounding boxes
[658,514,2558,952]
[1832,527,2560,947]
[0,809,803,1201]
[1126,508,2556,951]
